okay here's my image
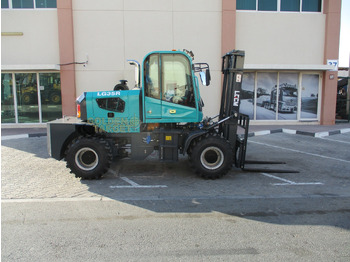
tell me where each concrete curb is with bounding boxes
[1,133,47,141]
[248,128,350,138]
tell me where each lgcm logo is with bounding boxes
[233,91,240,107]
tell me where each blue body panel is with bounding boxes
[79,51,204,133]
[86,90,141,133]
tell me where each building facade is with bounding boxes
[1,0,341,125]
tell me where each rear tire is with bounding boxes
[190,135,233,179]
[66,136,112,179]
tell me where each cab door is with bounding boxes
[160,53,197,122]
[143,53,162,120]
[143,52,199,123]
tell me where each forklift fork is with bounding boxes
[235,114,299,174]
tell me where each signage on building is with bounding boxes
[327,59,339,71]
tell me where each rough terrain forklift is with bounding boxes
[47,49,256,179]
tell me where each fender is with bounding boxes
[183,129,208,155]
[47,118,95,160]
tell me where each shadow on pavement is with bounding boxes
[80,157,350,230]
[2,135,350,230]
[1,137,50,159]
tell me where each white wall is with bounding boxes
[1,10,59,66]
[236,12,326,66]
[72,0,222,117]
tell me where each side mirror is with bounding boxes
[200,69,211,86]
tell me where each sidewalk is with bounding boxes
[245,122,350,137]
[1,127,47,140]
[2,122,350,140]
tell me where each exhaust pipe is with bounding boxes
[127,60,140,88]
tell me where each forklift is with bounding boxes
[47,49,293,179]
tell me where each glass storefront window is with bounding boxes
[39,73,62,122]
[278,73,298,120]
[2,72,61,124]
[301,74,319,119]
[15,73,39,123]
[1,73,15,123]
[240,71,320,121]
[240,72,255,119]
[256,72,277,120]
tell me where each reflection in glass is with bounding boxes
[1,73,15,123]
[301,74,319,119]
[144,54,160,99]
[278,73,298,120]
[240,72,255,119]
[39,73,62,122]
[15,73,39,123]
[256,72,277,120]
[161,54,195,107]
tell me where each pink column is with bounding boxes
[222,0,236,54]
[321,0,341,125]
[57,0,76,117]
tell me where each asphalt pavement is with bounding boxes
[2,122,350,261]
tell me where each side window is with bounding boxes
[258,0,277,11]
[144,54,160,99]
[281,0,300,12]
[237,0,256,10]
[96,98,125,113]
[1,0,57,9]
[35,0,56,8]
[2,0,9,8]
[302,0,321,12]
[12,0,34,8]
[162,54,195,108]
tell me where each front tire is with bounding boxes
[190,135,233,179]
[66,136,112,179]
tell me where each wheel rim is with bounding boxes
[200,146,224,170]
[75,147,99,171]
[23,95,30,103]
[51,94,60,103]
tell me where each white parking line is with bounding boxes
[261,173,323,186]
[109,177,168,189]
[250,141,350,164]
[319,137,350,145]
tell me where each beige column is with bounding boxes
[321,0,341,125]
[57,0,76,117]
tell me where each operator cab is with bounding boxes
[142,51,205,124]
